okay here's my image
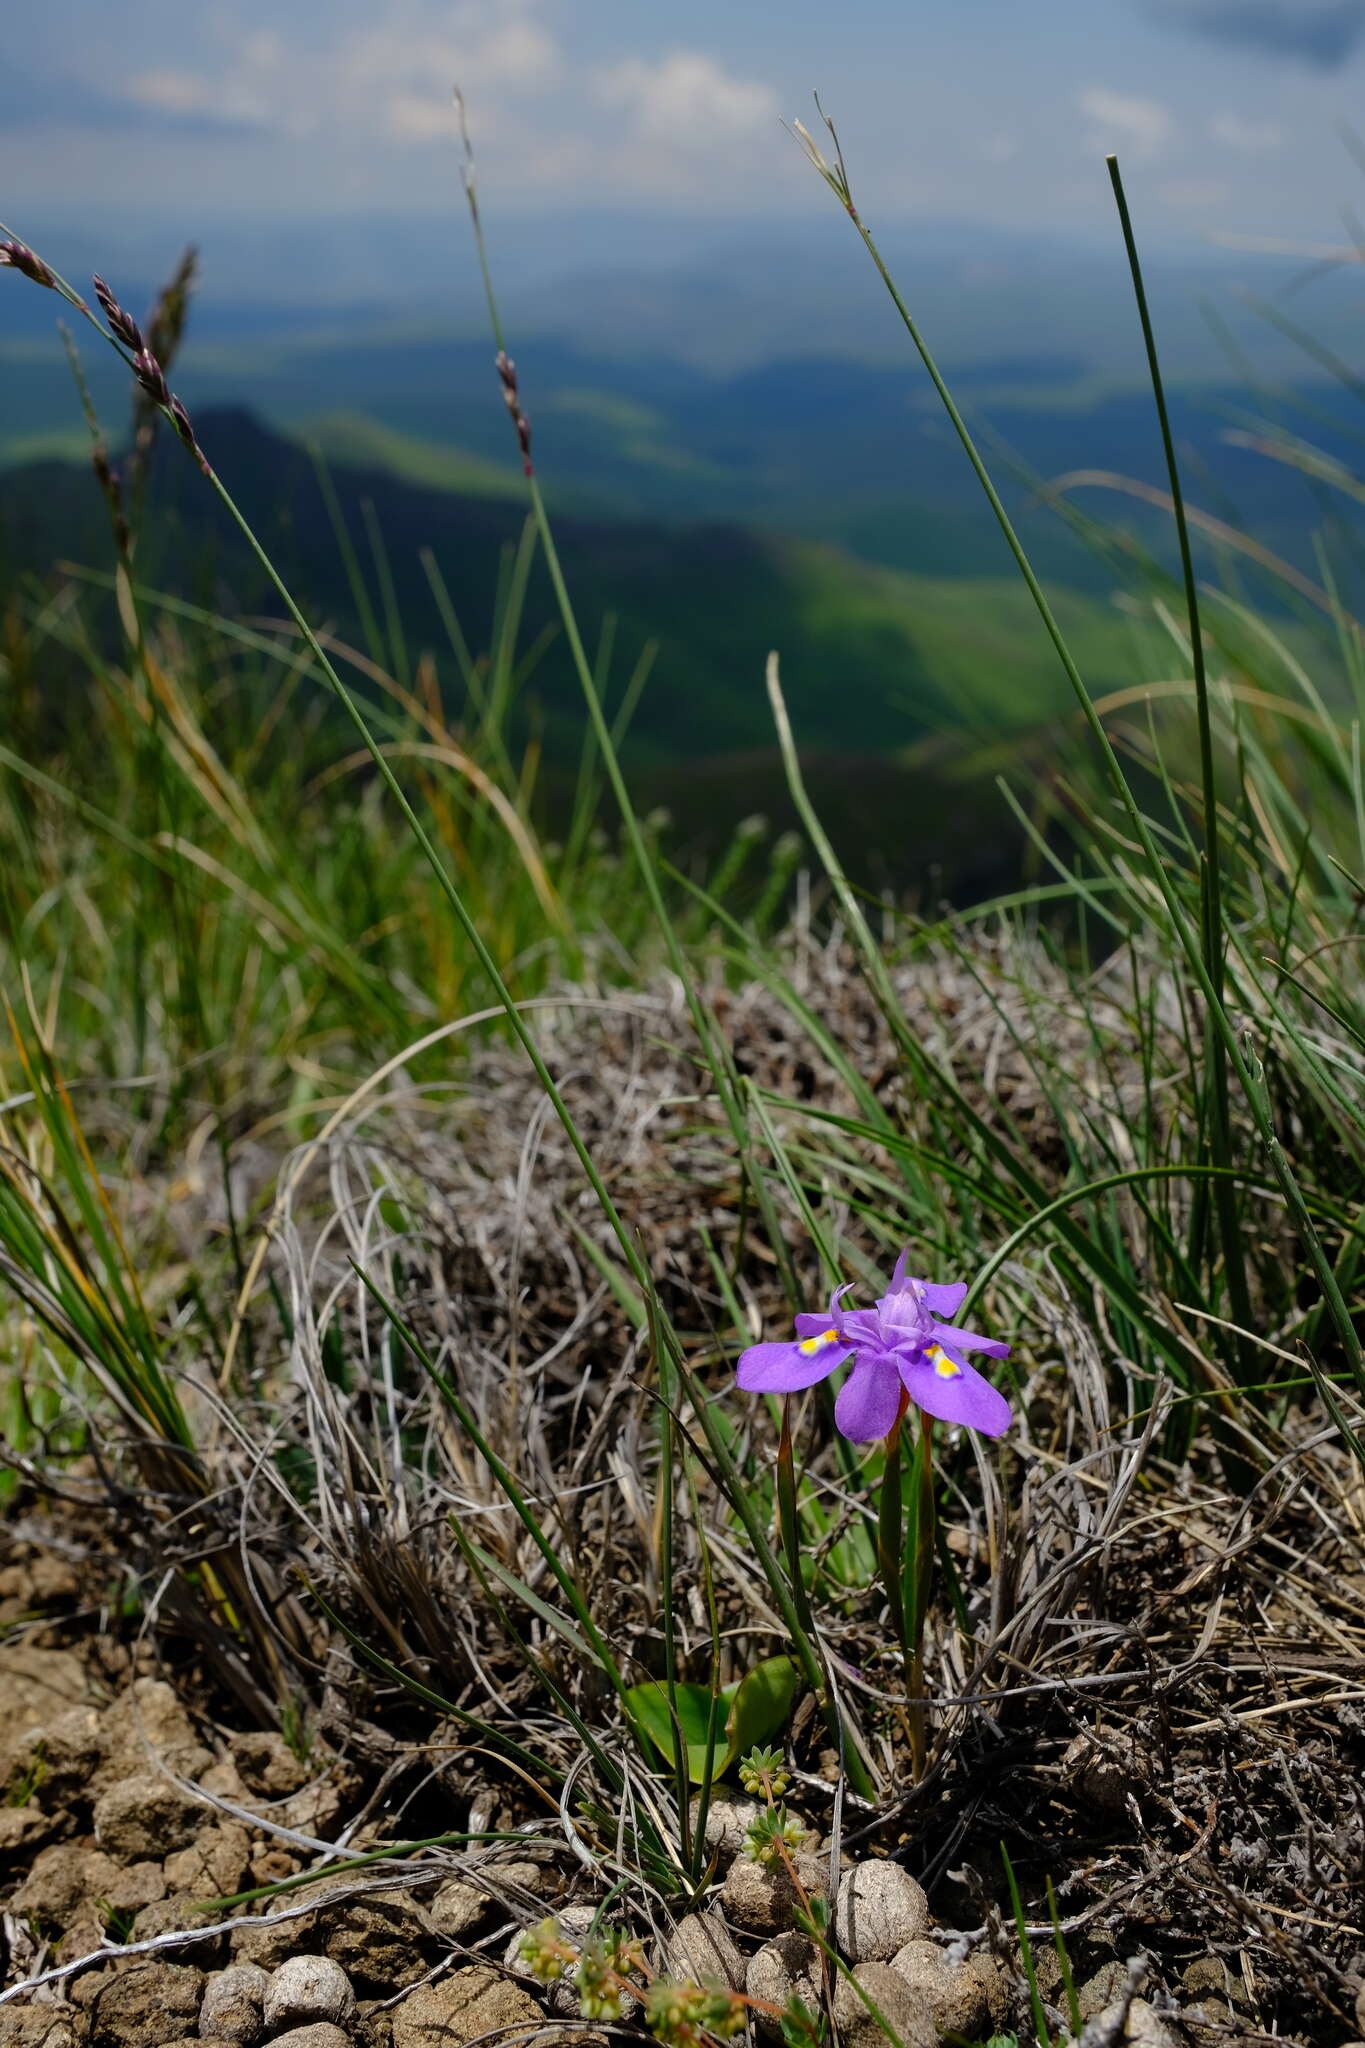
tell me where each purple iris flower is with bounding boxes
[736,1251,1011,1443]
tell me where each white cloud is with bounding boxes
[128,66,273,128]
[114,14,786,204]
[131,70,220,116]
[1209,110,1283,149]
[595,50,778,142]
[1078,86,1173,161]
[131,2,561,147]
[336,8,560,143]
[1156,174,1232,208]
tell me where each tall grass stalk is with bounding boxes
[0,222,877,1805]
[450,113,877,1791]
[787,122,1365,1418]
[1106,157,1254,1384]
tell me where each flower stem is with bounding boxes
[904,1411,936,1782]
[876,1389,911,1653]
[776,1397,817,1638]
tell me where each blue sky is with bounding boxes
[5,0,1365,253]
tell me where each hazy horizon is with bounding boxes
[8,0,1365,248]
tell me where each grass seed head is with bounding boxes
[495,348,533,473]
[168,394,211,476]
[92,273,143,350]
[132,346,169,408]
[0,238,56,288]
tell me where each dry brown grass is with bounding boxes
[4,924,1359,2037]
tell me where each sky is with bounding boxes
[5,0,1365,257]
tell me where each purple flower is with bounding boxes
[736,1251,1011,1443]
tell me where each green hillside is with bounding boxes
[0,407,1137,755]
[302,411,528,501]
[0,405,1149,891]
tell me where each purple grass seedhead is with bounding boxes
[168,395,211,477]
[92,274,143,353]
[89,270,208,476]
[144,246,196,379]
[0,240,56,289]
[495,348,533,475]
[129,246,198,495]
[132,348,169,409]
[736,1250,1011,1443]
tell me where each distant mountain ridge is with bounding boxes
[0,404,1143,892]
[0,404,1134,757]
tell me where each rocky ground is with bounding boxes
[0,1552,1361,2048]
[1,961,1363,2048]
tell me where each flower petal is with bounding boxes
[900,1343,1011,1436]
[838,1307,884,1347]
[928,1318,1010,1359]
[887,1255,967,1317]
[833,1355,905,1441]
[737,1338,850,1393]
[826,1281,856,1323]
[919,1280,968,1316]
[874,1290,931,1346]
[795,1311,840,1341]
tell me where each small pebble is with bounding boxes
[745,1933,823,2039]
[199,1961,269,2044]
[263,1954,357,2031]
[431,1860,544,1940]
[1091,1996,1182,2048]
[832,1961,935,2048]
[888,1938,990,2036]
[720,1852,825,1937]
[660,1912,745,1992]
[1082,1961,1136,2020]
[834,1861,930,1963]
[259,2029,352,2048]
[1123,2000,1183,2048]
[690,1796,762,1867]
